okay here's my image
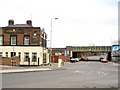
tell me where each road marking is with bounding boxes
[0,68,52,74]
[68,67,77,69]
[73,70,108,76]
[95,71,108,76]
[74,71,80,73]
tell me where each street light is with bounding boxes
[49,18,58,66]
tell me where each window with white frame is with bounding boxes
[18,52,21,58]
[43,53,46,63]
[11,52,16,57]
[0,52,2,57]
[0,35,3,45]
[44,33,46,39]
[6,52,8,57]
[24,36,30,45]
[11,36,17,45]
[24,53,29,61]
[32,53,37,61]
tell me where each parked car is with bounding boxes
[101,57,108,63]
[80,56,88,61]
[75,58,79,62]
[99,55,105,60]
[70,58,76,63]
[99,55,108,63]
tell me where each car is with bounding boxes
[101,57,108,63]
[80,56,88,61]
[70,58,79,63]
[70,58,76,63]
[75,58,79,62]
[99,54,105,60]
[99,55,108,63]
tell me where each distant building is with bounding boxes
[0,20,49,66]
[51,46,112,62]
[51,48,70,63]
[66,46,111,60]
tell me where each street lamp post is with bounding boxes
[49,18,58,66]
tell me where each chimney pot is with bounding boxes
[8,20,14,26]
[26,20,32,26]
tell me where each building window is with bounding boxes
[24,53,29,61]
[32,53,37,62]
[6,52,8,57]
[18,52,21,58]
[24,36,30,45]
[0,52,2,57]
[0,35,3,45]
[43,53,46,63]
[11,52,16,57]
[44,33,46,39]
[11,36,17,45]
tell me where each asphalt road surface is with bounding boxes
[2,61,119,88]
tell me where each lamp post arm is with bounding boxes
[50,18,52,50]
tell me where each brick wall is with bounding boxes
[52,55,70,63]
[17,34,24,45]
[2,27,41,46]
[4,34,10,45]
[0,56,20,66]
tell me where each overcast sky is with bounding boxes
[0,0,119,48]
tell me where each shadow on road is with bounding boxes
[79,59,101,62]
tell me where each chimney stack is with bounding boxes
[26,20,32,26]
[8,20,14,26]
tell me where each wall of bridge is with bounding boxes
[71,46,111,52]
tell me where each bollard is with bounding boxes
[58,59,62,67]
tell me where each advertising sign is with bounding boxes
[64,49,67,56]
[112,45,120,56]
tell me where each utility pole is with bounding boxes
[49,18,58,66]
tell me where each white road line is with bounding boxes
[72,70,108,76]
[74,71,80,73]
[68,67,77,69]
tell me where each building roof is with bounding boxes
[6,24,32,27]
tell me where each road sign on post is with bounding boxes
[64,49,67,63]
[64,49,67,56]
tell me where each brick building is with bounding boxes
[51,48,70,63]
[0,20,49,66]
[51,46,112,62]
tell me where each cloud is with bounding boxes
[0,0,118,47]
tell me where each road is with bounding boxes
[2,61,119,88]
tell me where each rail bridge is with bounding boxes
[66,46,112,61]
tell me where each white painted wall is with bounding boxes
[0,46,49,65]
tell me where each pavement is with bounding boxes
[0,61,119,74]
[0,63,65,74]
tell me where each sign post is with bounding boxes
[112,45,120,63]
[64,49,67,63]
